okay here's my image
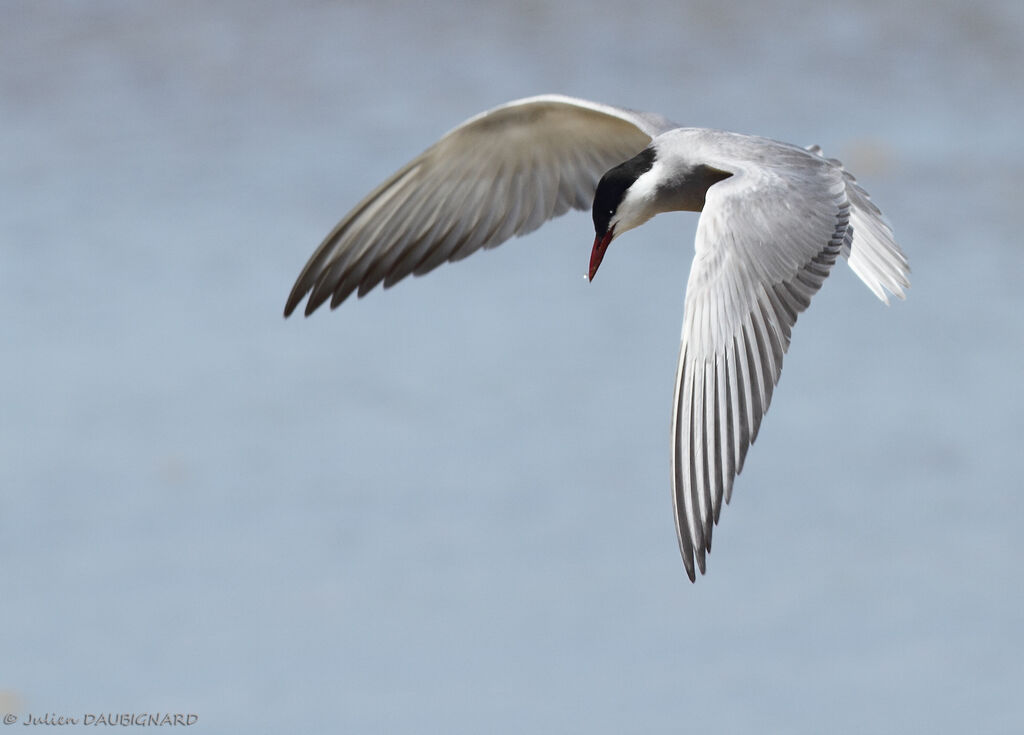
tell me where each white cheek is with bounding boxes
[615,166,663,234]
[627,163,663,204]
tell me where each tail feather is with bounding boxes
[841,171,910,304]
[805,145,910,304]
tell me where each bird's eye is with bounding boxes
[608,208,614,215]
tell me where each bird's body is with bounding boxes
[286,94,909,581]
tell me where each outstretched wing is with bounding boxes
[671,138,852,581]
[285,94,677,316]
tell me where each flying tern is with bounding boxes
[285,94,909,581]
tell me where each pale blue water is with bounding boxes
[2,1,1023,733]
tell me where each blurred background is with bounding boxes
[2,1,1022,732]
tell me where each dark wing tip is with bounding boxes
[677,525,699,583]
[283,281,312,318]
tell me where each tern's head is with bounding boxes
[589,143,732,281]
[589,147,658,281]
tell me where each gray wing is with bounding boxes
[671,143,853,581]
[285,95,676,316]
